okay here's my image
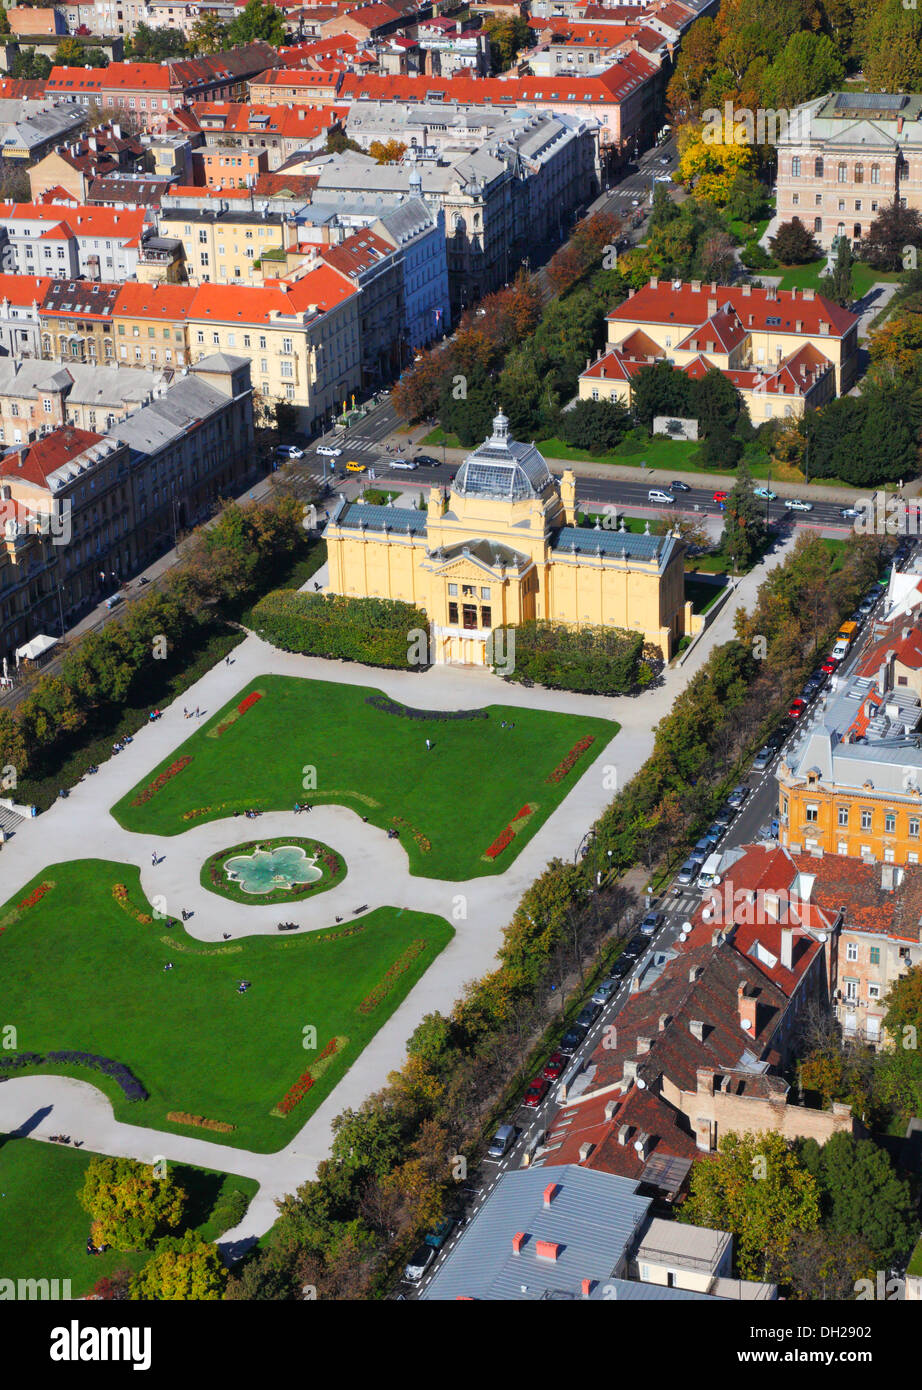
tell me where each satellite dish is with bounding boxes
[713,875,721,886]
[741,1018,752,1030]
[636,1077,646,1089]
[818,931,827,942]
[702,908,713,921]
[682,921,692,931]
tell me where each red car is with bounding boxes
[524,1076,550,1108]
[543,1051,565,1081]
[788,697,807,718]
[713,490,728,504]
[821,657,839,675]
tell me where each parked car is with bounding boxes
[639,911,664,935]
[810,668,829,687]
[858,594,877,613]
[788,697,807,719]
[784,498,813,511]
[670,479,691,492]
[543,1050,566,1080]
[660,155,671,165]
[275,444,304,459]
[621,937,643,958]
[676,859,700,886]
[648,488,675,504]
[575,1002,601,1030]
[559,1025,588,1056]
[752,745,774,771]
[316,445,342,457]
[753,487,776,500]
[487,1124,516,1158]
[524,1076,550,1108]
[404,1245,435,1283]
[611,955,632,976]
[821,657,839,675]
[591,978,618,1006]
[727,784,750,809]
[425,1217,456,1250]
[104,593,123,610]
[707,819,729,840]
[414,454,439,467]
[694,835,717,857]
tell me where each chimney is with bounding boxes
[536,1239,561,1262]
[581,1278,594,1298]
[690,279,701,292]
[710,281,717,292]
[543,1182,558,1208]
[649,276,658,288]
[604,1097,619,1120]
[658,1013,671,1031]
[697,1067,714,1095]
[688,964,702,982]
[512,1231,526,1254]
[763,890,780,920]
[882,864,895,892]
[738,982,757,1034]
[630,974,641,994]
[780,926,793,971]
[633,1131,651,1159]
[617,1123,631,1146]
[578,1141,594,1162]
[637,1036,652,1055]
[689,1019,705,1041]
[898,116,904,134]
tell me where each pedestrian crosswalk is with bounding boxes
[340,435,381,450]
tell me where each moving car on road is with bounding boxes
[316,446,341,457]
[670,480,691,492]
[414,454,439,467]
[390,457,418,470]
[753,487,777,500]
[784,498,813,511]
[648,488,675,504]
[713,490,728,504]
[275,444,304,459]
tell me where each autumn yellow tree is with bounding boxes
[677,122,756,205]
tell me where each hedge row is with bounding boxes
[499,620,652,694]
[247,590,430,670]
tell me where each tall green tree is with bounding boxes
[798,1133,916,1263]
[79,1157,187,1253]
[227,0,285,47]
[132,1234,227,1300]
[680,1131,821,1280]
[860,199,922,272]
[819,235,855,307]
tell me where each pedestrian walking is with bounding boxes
[195,706,201,717]
[151,851,157,866]
[425,738,432,751]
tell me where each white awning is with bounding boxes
[15,633,58,662]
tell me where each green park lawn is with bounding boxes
[111,675,616,879]
[770,257,903,299]
[0,861,453,1152]
[0,1134,257,1295]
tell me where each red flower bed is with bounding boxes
[358,941,427,1014]
[238,691,263,715]
[274,1036,341,1115]
[131,755,192,807]
[512,804,533,821]
[546,735,596,784]
[19,882,52,911]
[485,825,515,860]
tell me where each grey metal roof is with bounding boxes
[586,1278,716,1301]
[337,502,427,534]
[420,1164,652,1301]
[552,526,664,560]
[109,375,226,457]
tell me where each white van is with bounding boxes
[697,853,723,889]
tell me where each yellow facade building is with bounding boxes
[325,412,689,664]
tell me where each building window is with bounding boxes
[480,587,490,600]
[855,163,863,184]
[837,163,847,183]
[792,156,801,177]
[845,979,858,1001]
[846,942,858,962]
[871,163,880,184]
[885,812,896,833]
[868,983,880,1000]
[838,806,849,826]
[815,157,823,177]
[837,841,848,856]
[806,804,818,822]
[860,808,872,830]
[448,583,457,596]
[42,397,52,414]
[481,605,492,627]
[910,817,919,837]
[285,383,295,400]
[448,601,458,624]
[792,193,799,206]
[870,947,880,966]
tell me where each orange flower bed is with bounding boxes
[272,1036,343,1117]
[131,755,192,806]
[358,941,427,1014]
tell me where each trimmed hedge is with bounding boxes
[247,591,430,670]
[500,621,651,694]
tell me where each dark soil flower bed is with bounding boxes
[0,1049,148,1101]
[365,694,488,721]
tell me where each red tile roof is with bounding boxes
[543,1083,698,1182]
[789,851,922,943]
[0,273,52,307]
[858,618,922,680]
[612,280,857,338]
[0,426,106,489]
[114,283,196,321]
